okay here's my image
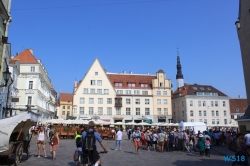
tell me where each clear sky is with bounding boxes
[9,0,246,98]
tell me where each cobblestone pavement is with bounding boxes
[0,132,234,166]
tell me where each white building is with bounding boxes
[172,84,231,126]
[12,49,57,123]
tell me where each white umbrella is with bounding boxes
[112,122,125,125]
[125,122,137,125]
[93,119,110,125]
[137,122,151,126]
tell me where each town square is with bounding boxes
[0,0,250,166]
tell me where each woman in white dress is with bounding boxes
[36,126,47,158]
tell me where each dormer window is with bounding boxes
[141,84,148,87]
[115,82,122,87]
[128,83,135,87]
[200,87,204,90]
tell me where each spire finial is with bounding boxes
[177,46,179,56]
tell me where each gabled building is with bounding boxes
[73,58,172,123]
[58,92,73,119]
[229,98,248,120]
[172,84,231,126]
[12,49,57,123]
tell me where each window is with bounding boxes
[28,96,32,105]
[62,111,65,115]
[204,119,207,124]
[104,89,109,94]
[199,110,202,116]
[203,101,206,106]
[95,72,98,75]
[107,98,112,104]
[198,101,201,106]
[173,103,175,108]
[199,119,203,122]
[224,119,227,124]
[157,91,161,95]
[126,108,131,115]
[203,110,206,116]
[212,119,215,124]
[89,98,94,104]
[80,98,85,104]
[159,82,163,87]
[136,108,140,115]
[211,101,214,107]
[90,89,95,94]
[174,112,175,118]
[80,107,84,115]
[190,110,193,116]
[128,83,135,87]
[116,108,121,115]
[115,82,122,87]
[91,80,95,85]
[182,111,184,117]
[97,80,102,86]
[98,98,103,104]
[216,119,220,124]
[126,99,130,104]
[89,107,93,115]
[164,108,168,115]
[67,106,70,109]
[163,91,167,95]
[163,99,168,105]
[29,81,33,89]
[141,84,148,87]
[63,106,65,109]
[145,99,149,104]
[181,101,184,107]
[126,90,131,94]
[223,101,226,107]
[135,99,140,104]
[190,101,193,106]
[157,108,161,115]
[107,107,112,115]
[142,91,148,95]
[98,107,103,115]
[134,90,140,95]
[97,89,102,94]
[84,88,88,94]
[191,119,194,122]
[117,90,123,94]
[215,101,218,107]
[73,108,77,113]
[224,110,227,116]
[145,108,150,115]
[200,87,204,90]
[212,110,214,116]
[157,99,161,104]
[216,111,219,116]
[30,67,35,72]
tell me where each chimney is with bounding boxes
[238,95,241,98]
[129,71,132,74]
[147,73,149,75]
[74,81,77,88]
[123,70,126,74]
[29,49,34,55]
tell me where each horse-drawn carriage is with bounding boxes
[0,111,40,165]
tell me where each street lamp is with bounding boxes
[0,65,11,87]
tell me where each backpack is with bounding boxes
[82,131,96,151]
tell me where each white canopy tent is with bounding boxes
[92,119,110,125]
[125,122,137,125]
[137,122,151,126]
[112,122,125,125]
[182,122,207,134]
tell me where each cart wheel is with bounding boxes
[26,144,30,160]
[15,143,23,165]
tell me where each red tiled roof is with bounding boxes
[59,93,73,102]
[172,84,228,97]
[107,74,157,89]
[229,98,248,114]
[9,59,19,64]
[13,49,38,63]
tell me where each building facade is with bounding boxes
[172,84,231,126]
[73,58,172,123]
[12,49,57,123]
[58,92,73,119]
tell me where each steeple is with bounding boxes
[176,48,184,89]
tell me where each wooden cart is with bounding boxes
[0,111,40,165]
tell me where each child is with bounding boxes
[205,137,210,157]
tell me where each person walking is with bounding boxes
[152,131,158,151]
[49,130,59,160]
[197,134,205,157]
[168,131,175,152]
[36,126,47,158]
[189,135,195,154]
[205,137,211,157]
[115,128,122,150]
[132,127,141,155]
[145,130,152,151]
[127,128,131,140]
[158,131,165,152]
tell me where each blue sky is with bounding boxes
[9,0,245,98]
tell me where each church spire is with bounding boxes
[176,48,184,88]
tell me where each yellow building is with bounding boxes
[59,92,73,119]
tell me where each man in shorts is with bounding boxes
[132,127,141,155]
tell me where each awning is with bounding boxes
[143,119,153,124]
[113,116,124,120]
[101,119,110,122]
